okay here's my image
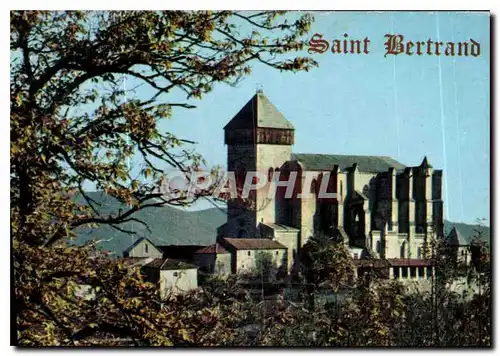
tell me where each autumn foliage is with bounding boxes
[11,10,316,346]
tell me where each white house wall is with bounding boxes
[235,249,287,274]
[159,268,198,297]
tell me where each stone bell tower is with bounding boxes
[219,90,295,238]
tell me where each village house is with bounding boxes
[193,243,232,275]
[216,237,288,275]
[122,236,288,280]
[123,237,162,259]
[141,258,198,297]
[122,237,199,297]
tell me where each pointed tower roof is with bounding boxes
[420,156,433,169]
[446,226,468,246]
[224,91,294,130]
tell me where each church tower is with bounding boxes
[219,90,294,238]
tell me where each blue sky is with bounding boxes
[126,11,490,225]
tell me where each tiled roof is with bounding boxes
[353,258,433,267]
[446,227,469,246]
[143,258,197,270]
[224,92,294,130]
[387,259,433,267]
[291,153,406,173]
[353,259,390,268]
[221,237,287,250]
[195,243,229,254]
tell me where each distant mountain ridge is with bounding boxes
[73,192,227,256]
[73,191,490,257]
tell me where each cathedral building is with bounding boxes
[216,90,444,276]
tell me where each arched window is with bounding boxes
[145,243,148,254]
[376,240,381,254]
[268,167,274,182]
[339,181,343,199]
[400,242,406,258]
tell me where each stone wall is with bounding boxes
[298,170,321,246]
[384,231,402,258]
[225,144,257,237]
[235,248,287,274]
[396,276,481,300]
[256,144,292,225]
[215,253,233,275]
[273,230,299,272]
[194,253,232,275]
[159,268,198,297]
